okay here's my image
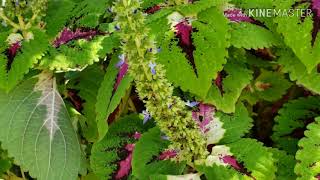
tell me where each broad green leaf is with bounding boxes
[157,6,229,99]
[40,37,105,71]
[197,165,245,180]
[295,117,320,180]
[278,48,320,94]
[273,0,320,72]
[272,96,320,154]
[228,138,276,180]
[205,60,253,113]
[231,22,280,49]
[0,72,82,180]
[250,70,291,102]
[45,0,75,38]
[67,64,105,142]
[96,54,133,140]
[270,148,296,180]
[217,103,253,144]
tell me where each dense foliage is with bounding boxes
[1,0,320,179]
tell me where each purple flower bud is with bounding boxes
[185,100,199,108]
[148,62,157,75]
[142,110,151,124]
[116,54,125,68]
[147,48,153,52]
[167,103,172,109]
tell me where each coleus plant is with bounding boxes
[0,0,320,179]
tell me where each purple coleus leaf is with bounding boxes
[53,28,101,48]
[114,61,128,90]
[175,21,193,46]
[7,41,21,60]
[224,8,254,23]
[133,132,141,139]
[115,144,135,179]
[313,0,320,17]
[115,132,141,179]
[145,5,161,14]
[221,155,242,171]
[158,150,177,160]
[192,103,215,132]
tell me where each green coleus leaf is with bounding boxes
[91,114,149,180]
[96,54,133,140]
[216,103,253,144]
[230,22,281,49]
[40,36,106,71]
[0,72,82,180]
[67,64,105,142]
[295,117,320,180]
[272,96,320,154]
[6,29,48,91]
[45,0,75,38]
[197,164,244,180]
[205,60,253,113]
[273,0,320,72]
[270,148,297,180]
[246,70,292,102]
[71,0,111,28]
[228,138,276,180]
[204,138,276,180]
[132,127,186,180]
[278,48,320,94]
[156,5,229,99]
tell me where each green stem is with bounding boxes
[0,9,20,29]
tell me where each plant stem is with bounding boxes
[0,9,20,29]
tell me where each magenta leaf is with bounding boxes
[313,0,320,17]
[53,28,101,48]
[114,61,128,90]
[175,21,193,47]
[224,9,254,23]
[158,150,177,160]
[7,42,21,60]
[192,103,215,132]
[145,5,161,14]
[222,155,242,171]
[115,144,135,179]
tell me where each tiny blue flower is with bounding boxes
[148,62,157,75]
[116,54,125,68]
[15,0,19,6]
[142,110,151,124]
[114,24,120,31]
[185,100,199,108]
[157,47,162,53]
[161,135,170,140]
